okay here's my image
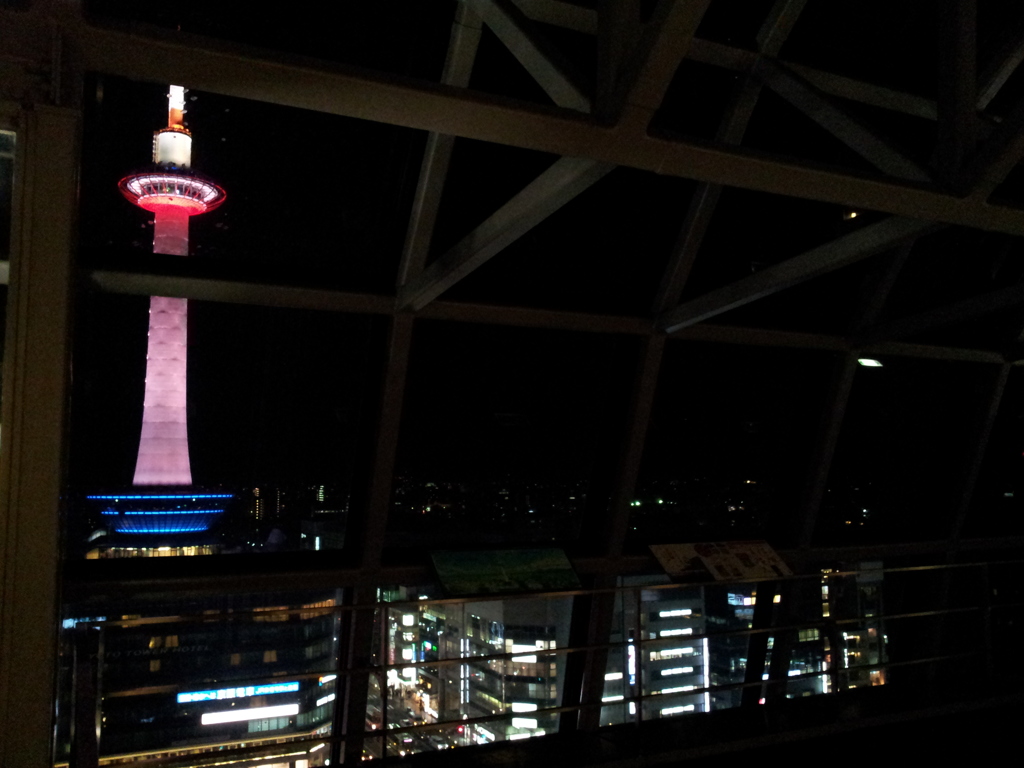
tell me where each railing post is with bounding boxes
[69,626,101,768]
[340,586,377,764]
[741,580,778,708]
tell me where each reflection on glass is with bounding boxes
[372,588,571,757]
[55,591,341,765]
[601,572,887,722]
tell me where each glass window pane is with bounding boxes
[632,342,832,546]
[964,367,1024,538]
[817,358,988,544]
[388,320,635,547]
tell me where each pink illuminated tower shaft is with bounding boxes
[134,295,192,485]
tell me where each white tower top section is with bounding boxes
[168,85,186,114]
[152,85,192,169]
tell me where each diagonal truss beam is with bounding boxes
[397,6,482,288]
[659,217,939,333]
[596,0,642,117]
[513,0,598,35]
[756,0,808,53]
[754,58,931,181]
[949,363,1012,544]
[977,18,1024,110]
[847,239,917,333]
[960,91,1024,199]
[466,0,592,112]
[523,10,969,127]
[11,9,1021,233]
[604,335,666,557]
[796,235,919,548]
[688,38,940,120]
[935,0,977,181]
[398,156,614,310]
[611,0,711,126]
[653,0,807,313]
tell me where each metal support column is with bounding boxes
[0,105,78,768]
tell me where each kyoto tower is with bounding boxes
[89,86,230,543]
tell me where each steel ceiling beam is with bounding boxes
[5,11,1012,234]
[860,340,1002,364]
[517,7,942,123]
[420,298,652,334]
[87,268,1006,363]
[397,6,483,289]
[397,156,614,310]
[687,38,940,120]
[658,218,939,333]
[468,0,592,112]
[855,280,1024,346]
[653,0,808,313]
[753,58,932,182]
[935,0,977,182]
[89,269,398,315]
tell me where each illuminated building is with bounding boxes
[59,592,339,764]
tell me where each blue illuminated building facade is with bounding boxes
[90,493,232,534]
